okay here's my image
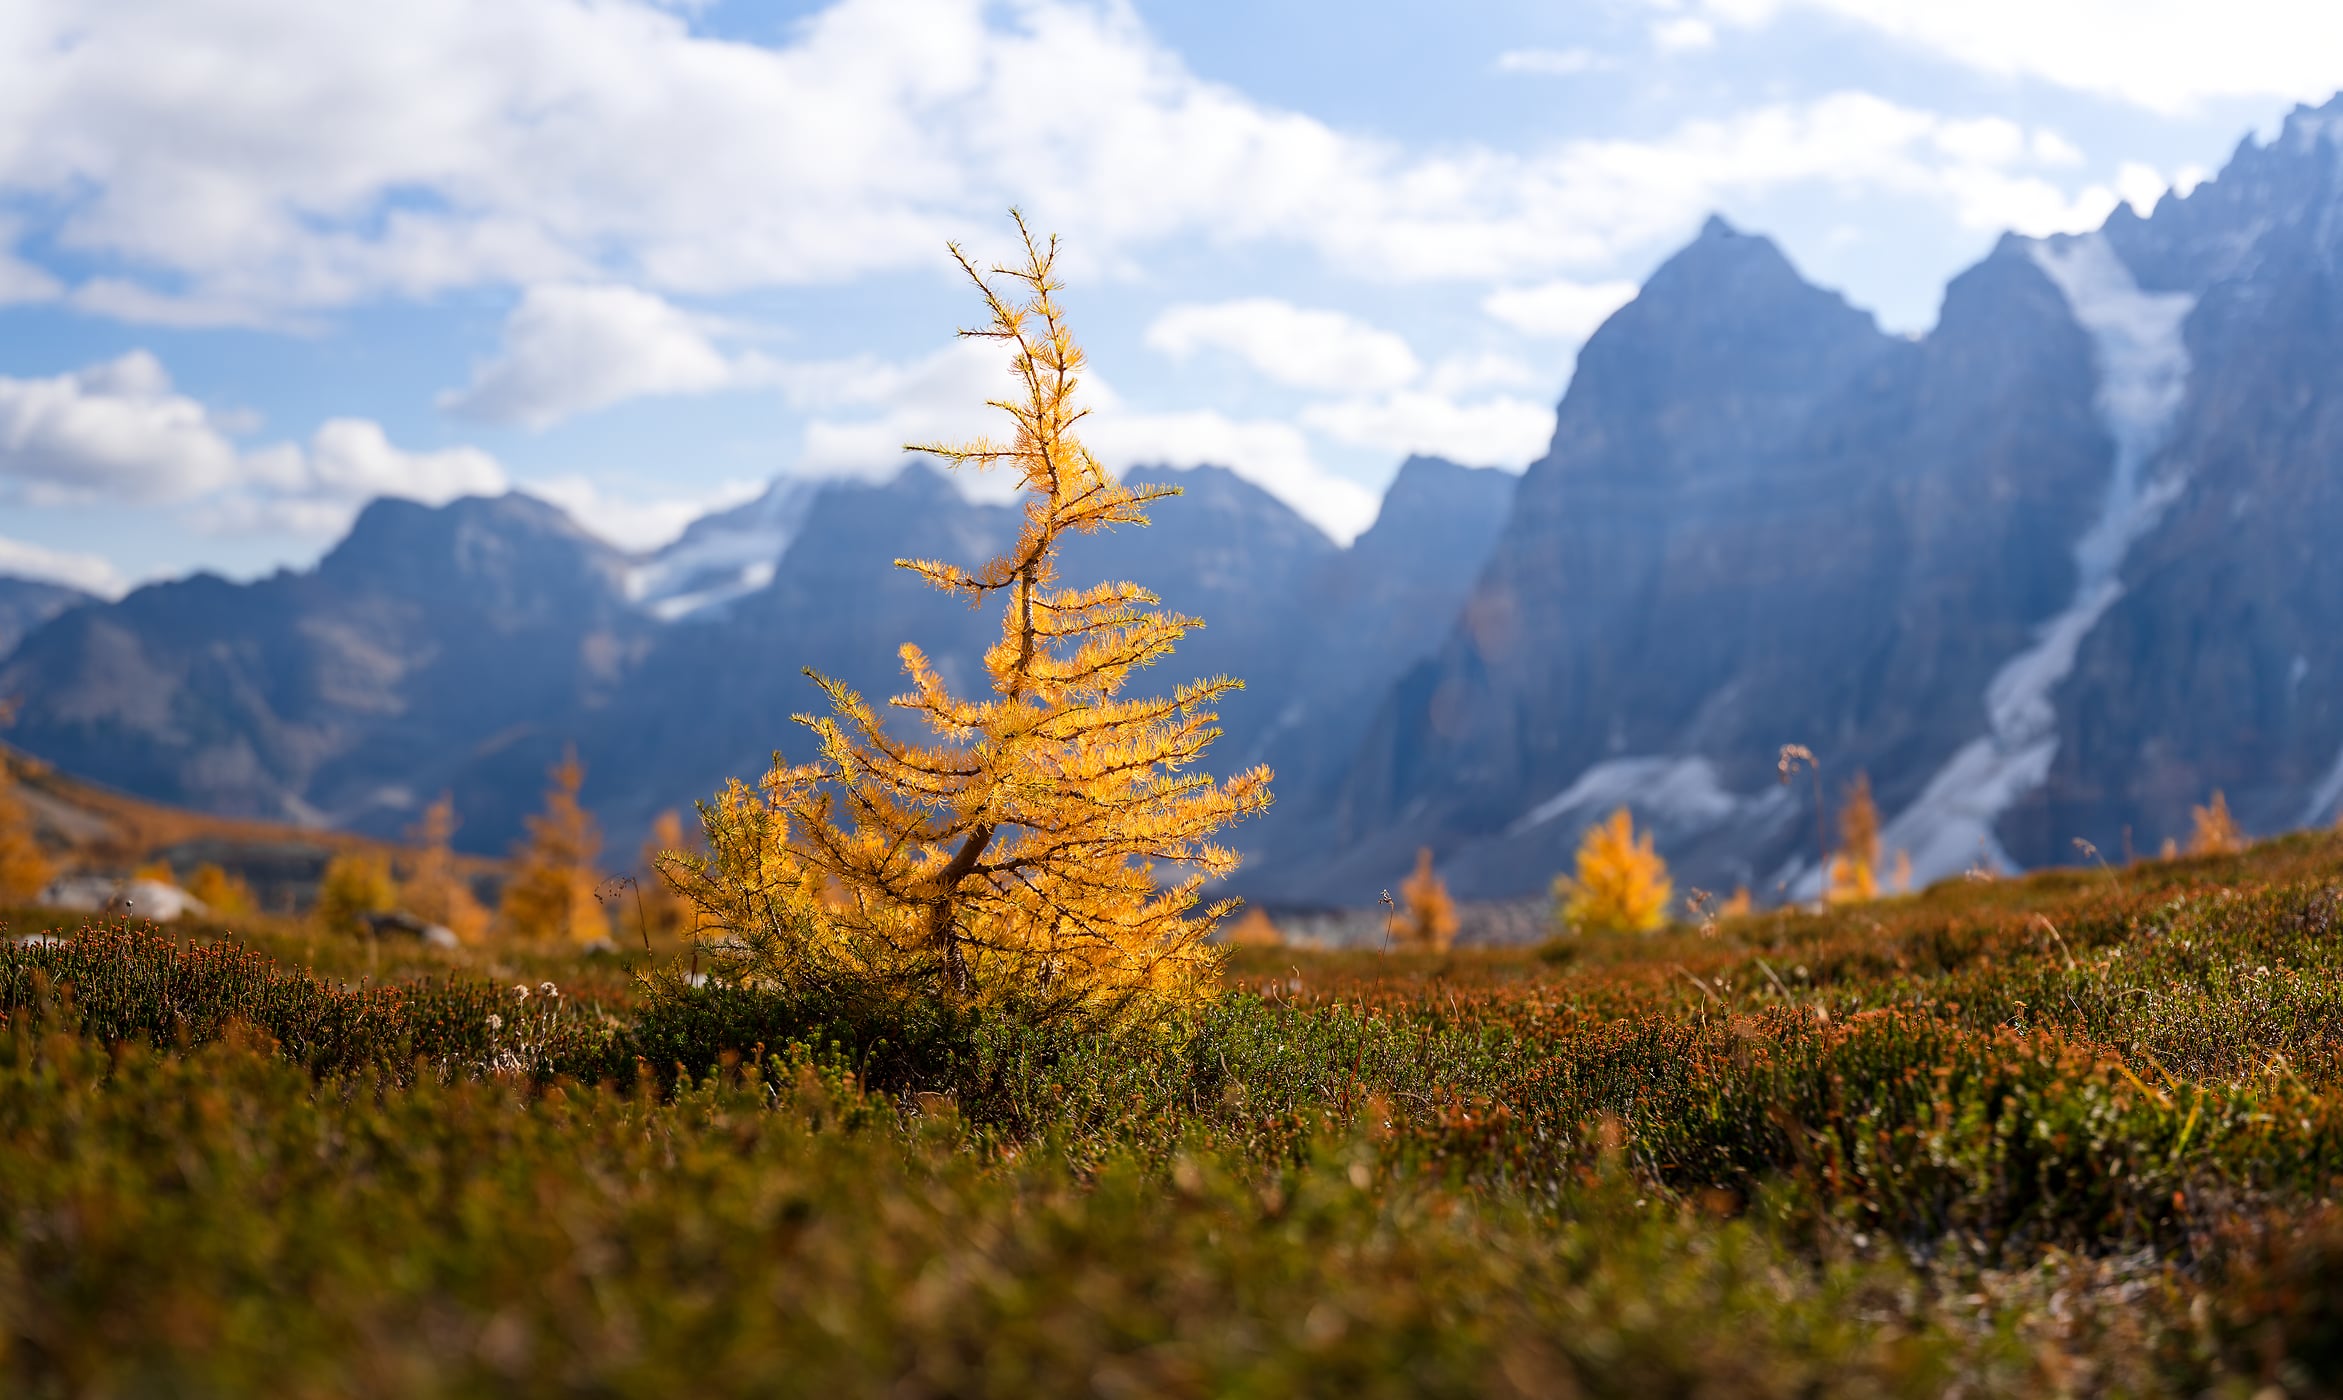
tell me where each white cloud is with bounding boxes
[1145,298,1421,393]
[301,419,504,503]
[0,534,128,597]
[1652,17,1717,51]
[771,336,1378,540]
[1482,278,1640,340]
[1689,1,2343,113]
[1301,391,1555,470]
[1424,352,1548,397]
[0,351,504,533]
[0,0,2173,320]
[443,283,748,428]
[0,352,242,502]
[1081,405,1379,542]
[1494,47,1615,76]
[522,474,765,552]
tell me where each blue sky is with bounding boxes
[0,0,2336,595]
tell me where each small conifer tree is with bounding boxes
[1395,847,1458,952]
[499,749,609,945]
[2188,790,2242,856]
[401,794,489,942]
[315,851,395,937]
[1827,772,1880,904]
[1554,808,1672,936]
[0,755,53,905]
[673,215,1270,1031]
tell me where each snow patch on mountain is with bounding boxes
[627,478,821,621]
[1878,233,2196,889]
[1513,755,1766,839]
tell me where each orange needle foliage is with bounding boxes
[679,216,1271,1031]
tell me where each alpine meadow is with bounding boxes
[12,6,2343,1394]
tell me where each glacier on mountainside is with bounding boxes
[626,479,821,622]
[1866,232,2197,891]
[1513,755,1786,841]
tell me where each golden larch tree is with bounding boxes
[499,749,609,945]
[1553,808,1672,936]
[1394,846,1458,952]
[2189,790,2242,856]
[674,215,1270,1030]
[401,793,489,943]
[1827,772,1880,904]
[0,755,52,905]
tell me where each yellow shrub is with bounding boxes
[315,852,395,937]
[1554,808,1672,936]
[1224,907,1284,948]
[186,863,254,918]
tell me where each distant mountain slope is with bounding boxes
[0,494,647,842]
[0,577,96,660]
[577,460,1350,849]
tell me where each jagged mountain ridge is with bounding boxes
[0,577,95,659]
[0,457,1510,868]
[1297,93,2343,904]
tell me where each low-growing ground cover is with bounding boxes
[8,838,2343,1394]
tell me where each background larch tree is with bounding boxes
[500,750,608,945]
[0,754,52,905]
[1394,847,1458,952]
[1827,772,1880,904]
[1554,808,1672,936]
[400,793,488,942]
[679,214,1270,1031]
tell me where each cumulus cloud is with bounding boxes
[1685,0,2343,113]
[1481,278,1641,340]
[0,0,2172,322]
[0,351,504,533]
[1145,299,1421,393]
[1144,300,1558,476]
[443,283,749,428]
[0,535,128,597]
[1300,391,1555,470]
[766,336,1379,540]
[0,353,242,502]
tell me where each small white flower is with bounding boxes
[540,981,559,999]
[486,1014,504,1032]
[513,985,530,1001]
